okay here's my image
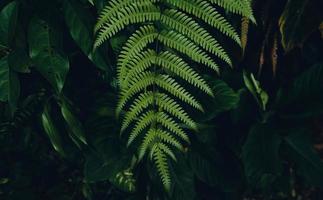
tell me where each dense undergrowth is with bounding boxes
[0,0,323,199]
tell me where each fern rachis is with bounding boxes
[95,0,254,191]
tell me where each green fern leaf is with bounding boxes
[157,51,213,96]
[95,4,160,48]
[127,110,155,146]
[121,92,154,132]
[95,0,251,190]
[165,0,241,45]
[95,0,159,33]
[158,31,220,72]
[151,145,171,191]
[209,0,255,23]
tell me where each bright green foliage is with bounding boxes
[95,0,253,190]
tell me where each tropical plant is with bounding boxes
[1,0,323,199]
[94,0,254,190]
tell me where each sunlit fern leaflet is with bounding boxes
[95,0,254,191]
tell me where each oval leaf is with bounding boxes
[28,18,69,93]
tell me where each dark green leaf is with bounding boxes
[60,98,87,145]
[171,156,196,200]
[242,123,282,188]
[41,103,65,156]
[188,148,243,198]
[279,0,323,51]
[63,0,109,71]
[243,71,268,111]
[189,150,219,186]
[285,130,323,186]
[84,138,131,182]
[28,18,70,93]
[277,63,323,118]
[200,79,239,121]
[0,56,20,113]
[8,49,31,73]
[0,1,18,47]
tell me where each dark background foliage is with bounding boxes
[0,0,323,199]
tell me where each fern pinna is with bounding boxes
[95,0,254,190]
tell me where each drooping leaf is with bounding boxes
[188,150,218,187]
[41,103,65,156]
[8,49,30,73]
[200,79,239,121]
[63,0,92,54]
[0,1,18,47]
[0,56,20,113]
[84,137,131,183]
[285,130,323,187]
[171,156,195,200]
[242,123,283,188]
[276,63,323,118]
[243,71,268,111]
[279,0,323,51]
[189,148,243,195]
[60,98,87,146]
[87,0,94,6]
[63,0,109,71]
[28,18,70,93]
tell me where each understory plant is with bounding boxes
[0,0,323,199]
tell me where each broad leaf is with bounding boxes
[189,150,228,186]
[171,156,195,200]
[285,130,323,187]
[242,123,282,188]
[0,56,20,112]
[243,71,268,111]
[60,98,87,146]
[28,18,69,93]
[63,0,109,71]
[0,1,18,47]
[84,138,131,183]
[276,63,323,118]
[189,149,243,198]
[279,0,323,51]
[199,79,239,121]
[41,103,65,156]
[8,49,31,73]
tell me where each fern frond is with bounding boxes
[155,129,183,151]
[158,31,220,72]
[157,51,213,96]
[151,145,171,191]
[127,110,155,146]
[136,127,186,161]
[165,0,241,45]
[94,4,160,48]
[122,49,157,89]
[209,0,255,23]
[95,0,252,191]
[155,74,203,111]
[116,72,155,115]
[156,111,189,143]
[156,93,197,130]
[161,9,232,66]
[138,128,158,160]
[157,143,177,161]
[118,26,158,84]
[95,0,158,32]
[121,92,154,132]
